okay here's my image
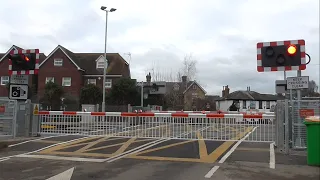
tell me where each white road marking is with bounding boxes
[103,139,164,162]
[0,157,10,162]
[46,167,75,180]
[0,136,92,161]
[107,139,168,162]
[106,130,197,162]
[8,134,68,147]
[204,127,257,179]
[16,154,104,162]
[269,142,275,169]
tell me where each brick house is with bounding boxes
[38,45,131,100]
[140,73,207,110]
[216,86,284,113]
[0,45,46,97]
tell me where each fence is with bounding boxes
[275,99,320,153]
[36,111,275,142]
[0,99,17,138]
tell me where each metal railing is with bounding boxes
[36,111,276,142]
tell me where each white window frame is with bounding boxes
[87,79,96,85]
[0,76,9,85]
[97,61,105,69]
[105,79,112,88]
[62,77,72,86]
[45,77,55,84]
[54,58,63,66]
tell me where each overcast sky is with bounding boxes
[0,0,319,95]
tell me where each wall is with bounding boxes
[38,48,83,98]
[184,83,206,110]
[216,100,277,113]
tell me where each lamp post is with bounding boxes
[100,6,116,112]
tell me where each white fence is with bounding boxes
[37,111,276,142]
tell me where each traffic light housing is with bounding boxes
[257,40,306,72]
[8,49,40,75]
[8,53,36,71]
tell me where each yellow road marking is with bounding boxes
[38,125,166,154]
[39,136,101,154]
[197,131,208,159]
[203,126,254,162]
[128,155,209,163]
[83,138,153,153]
[37,140,62,144]
[133,140,195,156]
[38,151,113,158]
[75,136,111,153]
[113,137,137,155]
[236,147,269,152]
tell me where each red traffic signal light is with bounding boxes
[287,44,297,55]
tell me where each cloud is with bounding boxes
[0,0,319,96]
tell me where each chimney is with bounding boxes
[248,86,250,91]
[182,75,187,89]
[146,72,151,84]
[222,86,225,97]
[225,85,230,97]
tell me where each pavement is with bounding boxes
[0,125,319,180]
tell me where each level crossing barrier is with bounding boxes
[36,111,275,142]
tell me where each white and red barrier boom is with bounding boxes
[37,111,274,119]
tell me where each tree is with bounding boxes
[147,53,198,82]
[301,80,320,97]
[80,84,103,104]
[40,81,64,110]
[165,90,183,110]
[107,78,140,105]
[180,53,197,81]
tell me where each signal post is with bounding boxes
[257,39,311,151]
[7,49,40,137]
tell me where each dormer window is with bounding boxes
[96,56,107,69]
[97,61,104,69]
[54,58,63,66]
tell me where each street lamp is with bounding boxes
[100,6,116,112]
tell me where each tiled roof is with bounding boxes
[74,53,130,76]
[0,45,47,63]
[218,90,284,101]
[41,45,130,77]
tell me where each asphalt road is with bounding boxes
[0,124,319,180]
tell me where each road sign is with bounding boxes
[10,75,29,84]
[9,84,28,100]
[33,104,39,115]
[299,109,314,118]
[287,76,309,90]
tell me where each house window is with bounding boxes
[173,83,179,91]
[192,92,198,98]
[97,61,105,69]
[258,101,263,109]
[0,76,9,85]
[87,79,96,85]
[54,58,63,66]
[192,85,197,89]
[266,101,270,109]
[243,100,247,109]
[105,79,112,88]
[45,77,55,84]
[62,77,71,86]
[249,101,256,109]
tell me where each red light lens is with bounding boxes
[287,44,297,55]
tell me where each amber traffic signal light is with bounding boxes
[8,53,36,71]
